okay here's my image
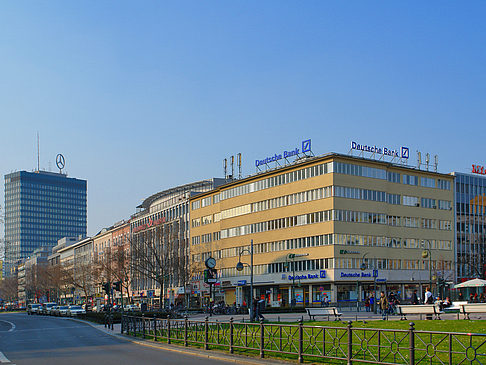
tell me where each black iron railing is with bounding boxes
[121,315,486,364]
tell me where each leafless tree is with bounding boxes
[0,275,18,303]
[131,219,189,308]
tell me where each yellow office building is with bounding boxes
[190,153,454,307]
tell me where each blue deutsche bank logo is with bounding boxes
[401,147,409,159]
[320,270,326,279]
[302,139,311,153]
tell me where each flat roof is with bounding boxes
[190,152,454,200]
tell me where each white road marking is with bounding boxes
[0,320,15,333]
[0,351,11,363]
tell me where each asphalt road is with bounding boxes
[0,313,237,365]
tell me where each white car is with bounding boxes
[56,305,70,316]
[67,305,86,316]
[123,304,139,312]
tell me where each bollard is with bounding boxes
[142,314,146,339]
[298,318,304,363]
[260,318,265,358]
[204,316,209,350]
[229,317,234,354]
[167,315,171,344]
[153,316,157,342]
[184,315,188,347]
[409,322,415,365]
[347,321,353,365]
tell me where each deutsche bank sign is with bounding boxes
[255,139,312,167]
[351,141,409,159]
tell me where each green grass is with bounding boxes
[308,319,486,334]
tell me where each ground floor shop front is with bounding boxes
[195,268,455,308]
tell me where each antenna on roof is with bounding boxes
[223,158,227,179]
[37,131,40,172]
[237,153,242,179]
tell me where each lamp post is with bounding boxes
[360,252,377,313]
[236,239,253,320]
[422,249,432,294]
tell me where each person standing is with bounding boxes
[411,290,419,305]
[424,287,433,304]
[379,292,389,320]
[424,287,433,320]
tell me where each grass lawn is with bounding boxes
[307,319,486,334]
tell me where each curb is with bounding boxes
[70,318,291,365]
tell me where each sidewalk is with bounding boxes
[77,319,290,365]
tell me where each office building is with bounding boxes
[190,153,455,307]
[130,178,228,307]
[453,170,486,281]
[4,170,87,276]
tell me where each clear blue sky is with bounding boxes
[1,1,485,236]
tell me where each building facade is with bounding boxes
[130,178,228,308]
[190,153,455,308]
[4,170,87,276]
[453,171,486,281]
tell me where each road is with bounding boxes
[0,312,237,365]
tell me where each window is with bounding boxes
[201,196,211,207]
[437,179,451,190]
[403,175,418,185]
[403,196,420,206]
[420,177,436,188]
[421,198,436,209]
[192,200,200,210]
[438,200,451,210]
[387,172,401,183]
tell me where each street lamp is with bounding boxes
[360,252,377,313]
[236,240,253,320]
[283,253,308,309]
[422,249,432,294]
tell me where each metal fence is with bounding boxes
[121,315,486,364]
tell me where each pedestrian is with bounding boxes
[379,292,389,320]
[369,293,375,312]
[411,290,419,305]
[424,287,433,320]
[364,297,370,312]
[257,298,265,320]
[424,287,433,304]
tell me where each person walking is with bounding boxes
[379,292,389,320]
[424,287,433,320]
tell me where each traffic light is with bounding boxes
[203,269,217,283]
[102,282,111,293]
[113,281,121,291]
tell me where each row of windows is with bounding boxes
[191,209,452,244]
[336,258,452,271]
[192,161,452,210]
[192,186,452,227]
[196,234,452,262]
[199,258,453,279]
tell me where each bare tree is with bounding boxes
[0,276,18,303]
[131,219,188,308]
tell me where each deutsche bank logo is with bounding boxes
[319,270,326,279]
[401,147,409,159]
[302,139,311,153]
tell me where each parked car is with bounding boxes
[27,303,42,315]
[123,304,139,312]
[55,305,70,317]
[41,302,57,315]
[67,305,86,317]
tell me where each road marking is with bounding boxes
[0,320,15,333]
[0,351,11,363]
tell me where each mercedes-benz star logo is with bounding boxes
[56,154,65,170]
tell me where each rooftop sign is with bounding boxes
[472,165,486,175]
[255,139,312,170]
[351,141,409,160]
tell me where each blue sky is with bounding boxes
[1,1,485,235]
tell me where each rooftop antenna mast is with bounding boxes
[223,158,227,179]
[37,131,40,172]
[237,153,242,179]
